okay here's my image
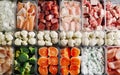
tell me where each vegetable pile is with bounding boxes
[0,46,13,75]
[81,47,105,75]
[59,31,82,47]
[38,47,58,75]
[60,47,81,75]
[105,31,120,46]
[107,47,120,75]
[60,1,81,31]
[38,1,59,30]
[17,2,37,31]
[14,30,36,46]
[0,32,13,45]
[37,31,58,46]
[14,46,36,75]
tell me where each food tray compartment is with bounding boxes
[60,0,82,31]
[13,46,37,75]
[81,46,106,75]
[16,0,38,31]
[38,0,59,31]
[37,46,60,75]
[105,0,120,30]
[82,0,105,31]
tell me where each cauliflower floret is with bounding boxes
[74,38,81,46]
[59,31,66,39]
[66,31,73,39]
[45,41,52,46]
[50,31,58,38]
[68,39,75,47]
[28,38,36,45]
[14,31,21,38]
[82,38,89,46]
[99,31,105,38]
[7,41,12,45]
[60,39,68,46]
[44,34,51,41]
[28,32,35,38]
[37,33,44,40]
[38,31,44,36]
[0,34,5,41]
[15,39,22,45]
[23,37,28,41]
[38,40,45,46]
[74,31,82,38]
[89,38,97,46]
[5,33,13,41]
[22,41,28,46]
[89,32,96,39]
[97,38,104,46]
[114,31,120,39]
[44,31,50,34]
[82,32,89,38]
[2,40,6,45]
[106,39,114,46]
[107,32,114,39]
[21,30,28,38]
[52,38,58,44]
[114,39,120,46]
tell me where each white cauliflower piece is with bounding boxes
[7,41,12,45]
[28,38,36,45]
[68,39,75,47]
[89,32,96,39]
[23,37,28,41]
[114,31,120,39]
[45,41,52,46]
[44,34,51,41]
[82,38,89,46]
[74,31,82,38]
[5,33,13,41]
[106,39,114,46]
[28,32,35,38]
[14,31,21,38]
[44,31,50,34]
[0,34,5,41]
[2,40,6,45]
[21,30,28,38]
[38,31,44,36]
[66,31,73,39]
[22,41,28,46]
[74,38,81,46]
[38,40,45,46]
[50,31,58,38]
[82,32,89,38]
[89,38,97,46]
[60,39,68,46]
[15,39,22,45]
[107,32,114,39]
[97,38,104,46]
[99,31,105,38]
[37,33,44,40]
[114,39,120,46]
[52,38,58,44]
[59,31,66,39]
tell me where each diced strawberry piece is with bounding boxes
[40,19,46,23]
[39,13,44,19]
[110,9,119,19]
[51,18,58,24]
[45,14,53,21]
[106,1,112,10]
[45,11,49,15]
[106,11,113,20]
[51,23,59,30]
[97,18,102,25]
[39,22,45,30]
[46,22,51,26]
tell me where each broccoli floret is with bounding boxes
[23,62,32,74]
[15,50,20,57]
[18,53,29,63]
[14,60,20,71]
[29,55,36,64]
[29,47,35,54]
[20,46,29,54]
[19,67,25,75]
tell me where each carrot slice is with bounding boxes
[61,47,71,58]
[39,47,48,57]
[38,66,48,75]
[60,57,70,66]
[70,65,80,75]
[71,47,80,57]
[37,57,48,67]
[29,16,35,31]
[48,56,58,65]
[71,57,81,66]
[60,66,69,75]
[107,48,117,59]
[48,47,58,56]
[49,65,58,75]
[115,50,120,60]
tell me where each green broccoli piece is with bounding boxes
[23,62,32,74]
[18,53,29,63]
[20,47,29,54]
[29,47,35,54]
[29,55,36,64]
[19,67,25,75]
[15,50,20,57]
[14,60,21,71]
